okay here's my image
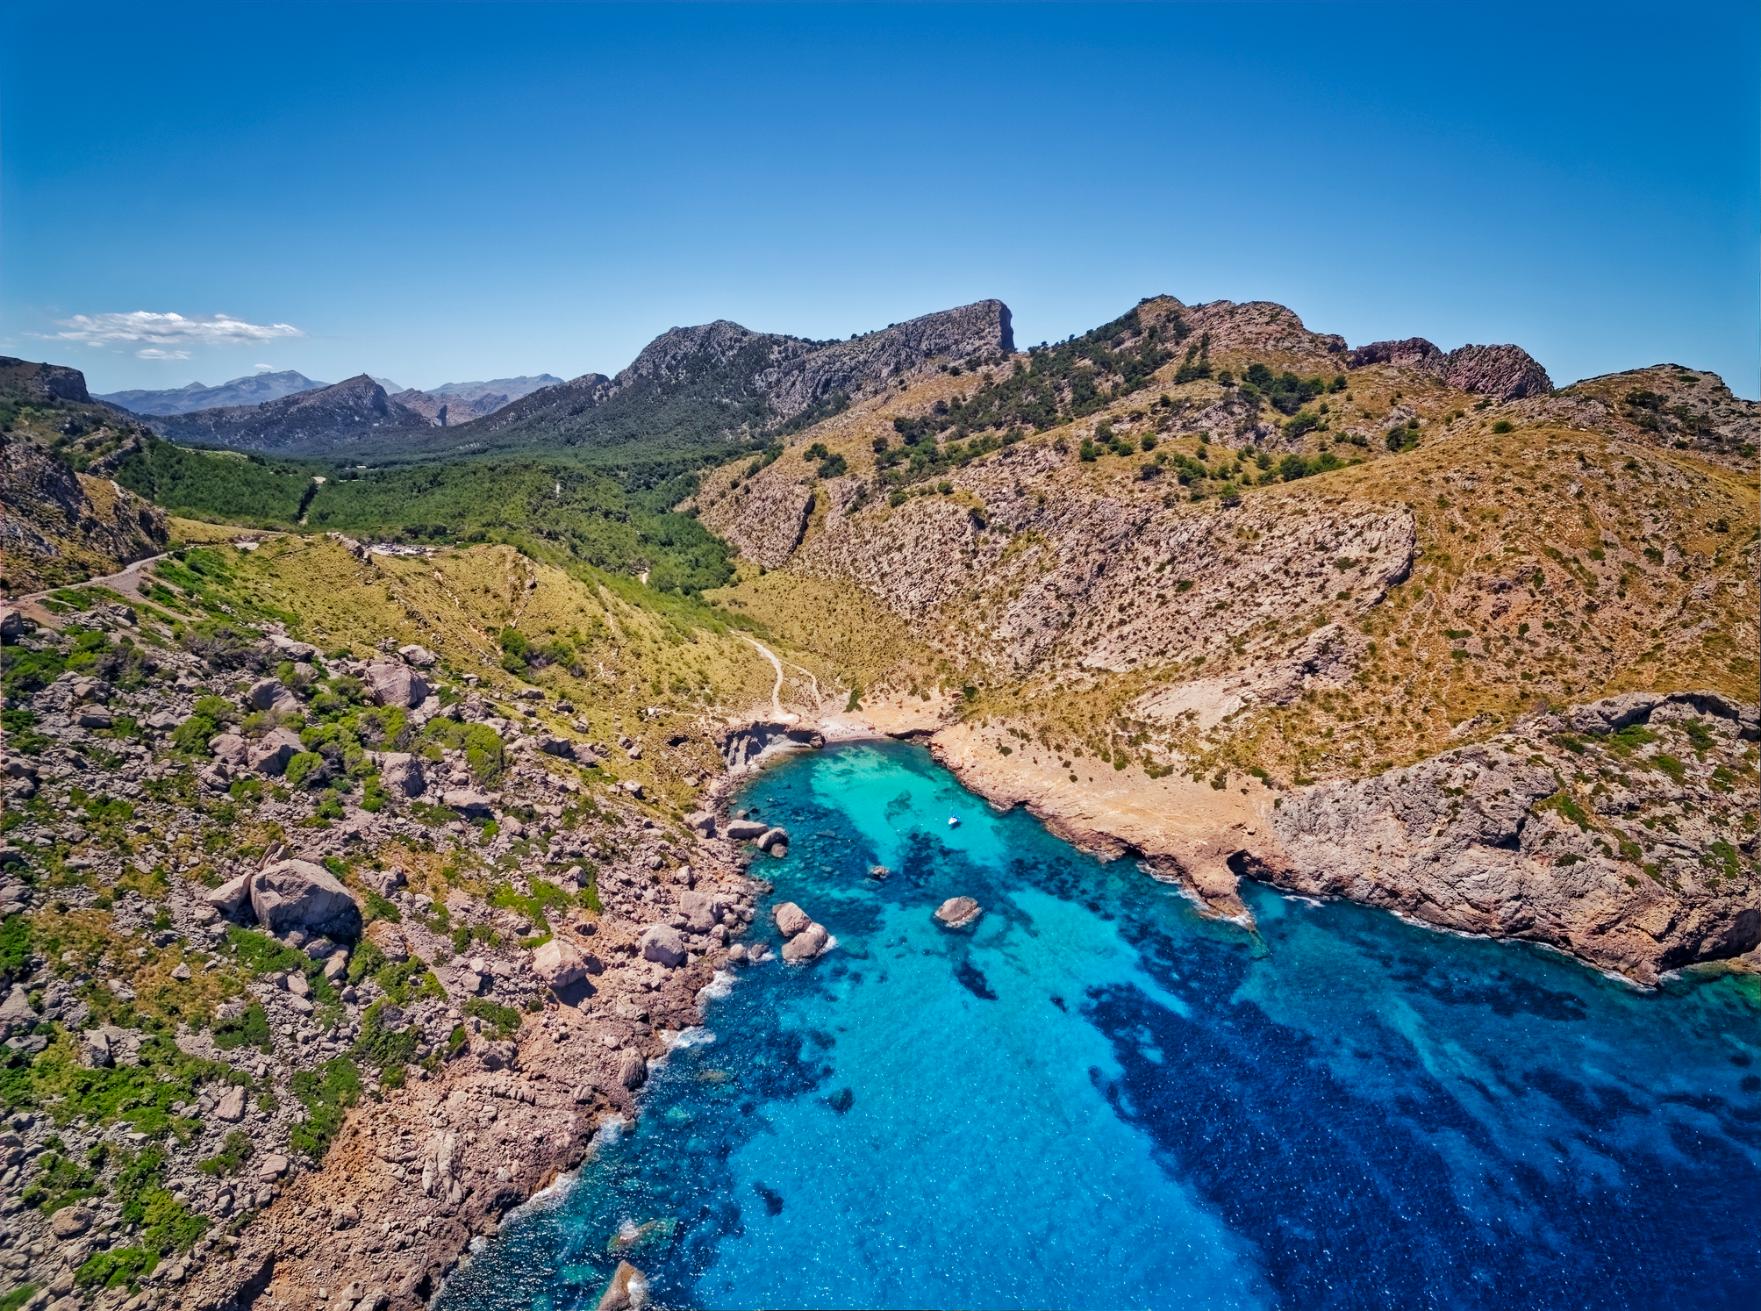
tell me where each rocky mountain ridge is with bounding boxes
[150,376,433,455]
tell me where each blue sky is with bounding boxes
[3,2,1756,396]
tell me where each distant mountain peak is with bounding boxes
[97,369,327,416]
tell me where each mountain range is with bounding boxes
[96,369,327,415]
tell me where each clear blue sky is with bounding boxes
[3,2,1756,396]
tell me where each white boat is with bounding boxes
[947,816,961,828]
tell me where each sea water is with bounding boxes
[437,741,1761,1310]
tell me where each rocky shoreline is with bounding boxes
[910,696,1761,987]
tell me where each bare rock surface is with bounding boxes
[1268,691,1760,983]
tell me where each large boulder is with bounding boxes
[247,727,305,777]
[780,921,831,964]
[680,889,722,934]
[364,661,429,709]
[596,1260,649,1311]
[245,677,300,716]
[209,732,250,767]
[934,896,983,930]
[532,938,587,992]
[640,924,686,968]
[397,643,437,668]
[378,752,426,797]
[249,859,361,939]
[724,819,767,841]
[756,827,790,856]
[206,873,253,920]
[773,901,812,938]
[443,788,494,817]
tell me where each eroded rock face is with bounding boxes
[1268,691,1760,983]
[250,858,362,939]
[1348,338,1552,400]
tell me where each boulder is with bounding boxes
[77,708,113,730]
[267,633,319,661]
[538,736,576,760]
[685,811,716,837]
[443,788,494,818]
[756,827,790,856]
[364,661,429,709]
[209,732,250,767]
[532,938,587,992]
[397,643,438,668]
[640,924,686,968]
[934,896,983,930]
[247,727,305,777]
[245,677,300,716]
[617,1054,648,1092]
[250,859,362,939]
[206,873,253,920]
[0,983,36,1027]
[680,889,722,934]
[50,1207,92,1239]
[780,921,831,964]
[214,1085,247,1123]
[378,752,426,797]
[773,901,812,938]
[596,1260,649,1311]
[724,820,767,841]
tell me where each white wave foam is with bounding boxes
[666,1025,716,1051]
[697,968,736,1002]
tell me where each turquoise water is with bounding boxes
[439,741,1761,1310]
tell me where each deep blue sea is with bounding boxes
[438,741,1761,1311]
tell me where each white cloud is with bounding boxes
[137,347,192,360]
[52,310,304,349]
[253,363,275,372]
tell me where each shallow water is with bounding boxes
[438,741,1761,1311]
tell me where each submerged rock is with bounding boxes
[595,1260,648,1311]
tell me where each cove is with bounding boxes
[437,740,1761,1311]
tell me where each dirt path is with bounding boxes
[742,635,797,724]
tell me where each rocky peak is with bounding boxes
[1348,337,1443,368]
[1435,344,1552,401]
[1349,338,1552,401]
[0,356,92,404]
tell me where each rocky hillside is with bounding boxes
[0,359,169,593]
[150,377,433,456]
[692,293,1760,980]
[0,532,798,1309]
[97,372,328,418]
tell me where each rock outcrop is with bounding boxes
[1267,692,1759,983]
[1349,337,1552,400]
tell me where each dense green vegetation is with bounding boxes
[114,440,316,525]
[114,436,735,594]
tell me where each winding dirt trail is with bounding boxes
[742,635,797,724]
